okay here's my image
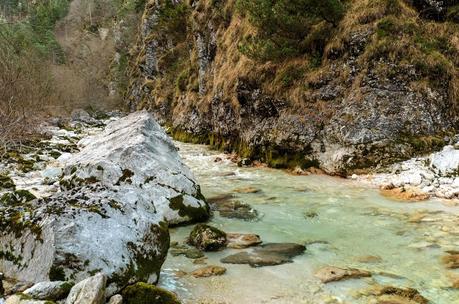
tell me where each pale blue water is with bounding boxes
[159,142,459,304]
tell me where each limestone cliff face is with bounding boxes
[126,0,459,175]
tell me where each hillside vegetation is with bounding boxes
[126,0,459,174]
[0,0,142,149]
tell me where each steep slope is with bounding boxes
[126,0,459,175]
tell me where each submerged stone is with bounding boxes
[191,266,226,278]
[227,233,262,249]
[221,251,291,267]
[442,253,459,269]
[169,247,204,259]
[370,285,429,304]
[314,266,371,283]
[221,243,305,267]
[233,187,261,194]
[217,201,259,221]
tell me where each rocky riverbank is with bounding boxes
[355,142,459,201]
[0,111,209,303]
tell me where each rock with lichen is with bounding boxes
[188,224,227,251]
[23,281,73,301]
[0,111,209,294]
[121,282,181,304]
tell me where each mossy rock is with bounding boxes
[168,194,210,225]
[188,224,227,251]
[0,174,15,190]
[122,282,181,304]
[0,190,36,206]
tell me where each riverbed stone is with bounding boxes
[216,201,259,221]
[23,281,72,301]
[221,251,290,267]
[191,266,227,278]
[441,253,459,269]
[227,233,262,249]
[233,187,261,194]
[207,194,235,206]
[221,243,305,267]
[188,224,227,251]
[170,247,204,259]
[356,255,383,264]
[380,185,429,202]
[260,243,306,257]
[0,112,208,292]
[65,273,106,304]
[314,266,371,283]
[122,282,180,304]
[369,285,429,304]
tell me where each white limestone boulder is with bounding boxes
[429,145,459,175]
[0,111,209,293]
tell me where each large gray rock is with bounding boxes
[0,112,209,292]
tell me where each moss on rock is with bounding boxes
[122,282,181,304]
[0,190,36,206]
[0,174,15,190]
[169,194,209,225]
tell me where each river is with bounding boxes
[159,141,459,304]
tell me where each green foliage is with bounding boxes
[236,0,345,61]
[274,65,304,88]
[114,0,147,16]
[447,5,459,23]
[156,0,189,39]
[0,0,70,62]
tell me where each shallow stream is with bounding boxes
[159,142,459,304]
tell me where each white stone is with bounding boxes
[5,296,47,304]
[66,273,106,304]
[23,281,70,301]
[107,295,122,304]
[430,146,459,175]
[41,167,63,181]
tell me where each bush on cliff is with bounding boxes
[236,0,345,61]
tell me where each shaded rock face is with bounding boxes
[0,112,209,292]
[126,1,459,175]
[408,0,459,20]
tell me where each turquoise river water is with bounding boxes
[158,142,459,304]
